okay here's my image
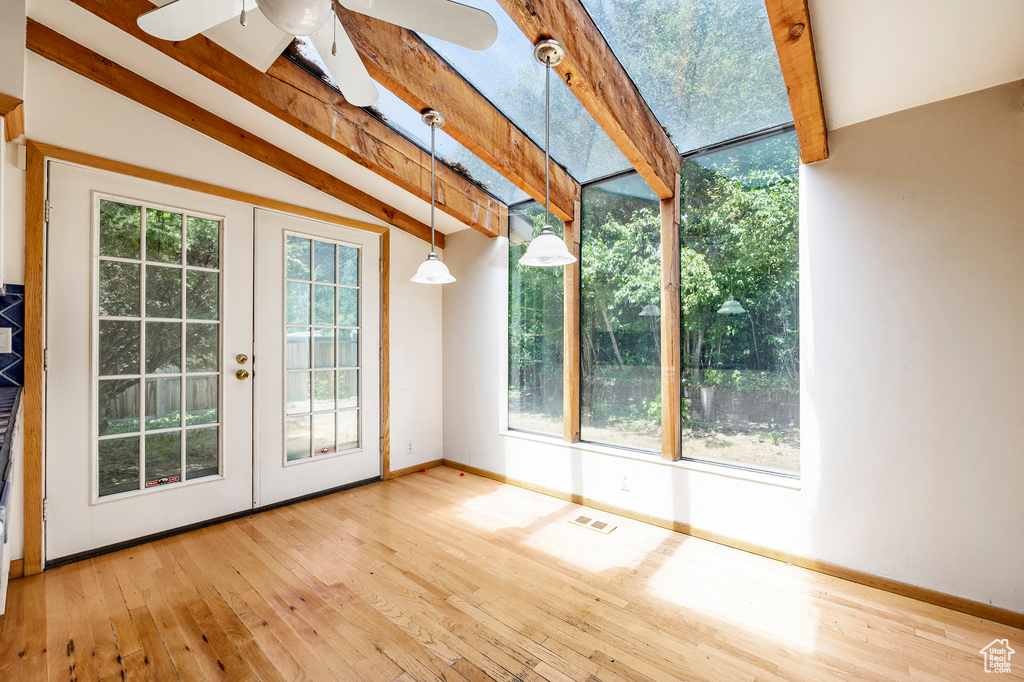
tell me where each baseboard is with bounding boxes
[9,558,24,579]
[441,459,1024,631]
[388,459,443,480]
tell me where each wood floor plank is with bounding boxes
[3,466,1022,681]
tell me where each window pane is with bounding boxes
[185,427,219,480]
[338,245,359,286]
[186,271,219,320]
[286,372,311,415]
[313,240,336,283]
[286,235,311,280]
[146,265,182,318]
[336,410,358,451]
[286,416,311,461]
[337,288,358,327]
[286,327,311,369]
[146,210,183,263]
[580,173,661,452]
[508,203,563,436]
[186,376,218,425]
[312,412,336,456]
[99,261,140,317]
[185,323,218,373]
[287,282,311,324]
[145,431,181,486]
[186,216,219,268]
[145,376,181,430]
[98,379,140,436]
[98,436,140,497]
[146,322,181,374]
[313,285,335,325]
[336,329,357,368]
[680,131,800,473]
[337,369,358,409]
[99,320,140,376]
[99,200,142,259]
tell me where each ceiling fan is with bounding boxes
[137,0,499,106]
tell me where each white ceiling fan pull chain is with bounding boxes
[332,15,338,56]
[240,3,247,26]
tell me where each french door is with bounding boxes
[44,162,381,563]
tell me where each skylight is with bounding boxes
[578,0,792,154]
[416,0,632,183]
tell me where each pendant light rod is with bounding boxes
[545,55,551,229]
[431,116,436,253]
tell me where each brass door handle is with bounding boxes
[236,369,250,380]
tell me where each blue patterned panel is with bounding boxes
[0,284,24,388]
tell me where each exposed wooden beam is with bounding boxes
[339,9,580,223]
[26,21,444,247]
[563,199,581,443]
[495,0,680,200]
[764,0,828,163]
[660,179,681,461]
[0,94,25,141]
[67,0,505,238]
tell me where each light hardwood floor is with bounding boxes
[1,466,1021,681]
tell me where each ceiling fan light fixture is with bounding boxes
[256,0,333,35]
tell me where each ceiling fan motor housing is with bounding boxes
[256,0,334,36]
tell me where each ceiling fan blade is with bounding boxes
[138,0,255,41]
[339,0,498,51]
[309,25,380,106]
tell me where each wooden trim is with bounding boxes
[440,461,1024,630]
[0,94,25,142]
[381,230,391,480]
[660,183,681,461]
[22,140,396,573]
[67,0,504,239]
[495,0,680,200]
[24,21,445,247]
[764,0,828,163]
[23,142,45,576]
[387,459,443,479]
[562,200,581,443]
[339,9,581,223]
[8,558,24,580]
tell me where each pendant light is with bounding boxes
[411,110,456,284]
[519,39,577,267]
[717,297,746,315]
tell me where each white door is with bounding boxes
[253,209,381,506]
[45,162,256,561]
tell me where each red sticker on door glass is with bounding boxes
[146,476,181,487]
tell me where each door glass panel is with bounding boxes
[146,210,183,263]
[98,261,140,317]
[284,234,362,461]
[95,199,224,498]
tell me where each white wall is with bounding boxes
[443,81,1024,614]
[0,51,445,562]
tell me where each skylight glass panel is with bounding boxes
[579,0,793,154]
[417,0,631,182]
[371,84,528,204]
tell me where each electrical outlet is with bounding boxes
[621,475,630,492]
[406,440,414,454]
[0,328,11,354]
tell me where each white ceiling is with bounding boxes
[810,0,1024,130]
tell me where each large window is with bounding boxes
[580,173,661,451]
[679,131,800,473]
[508,203,564,436]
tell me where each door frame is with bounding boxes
[23,141,394,575]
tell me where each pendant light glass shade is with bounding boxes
[411,252,455,283]
[717,298,746,315]
[412,110,455,284]
[520,40,576,268]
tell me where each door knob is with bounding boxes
[236,369,250,380]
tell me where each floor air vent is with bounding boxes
[569,514,617,534]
